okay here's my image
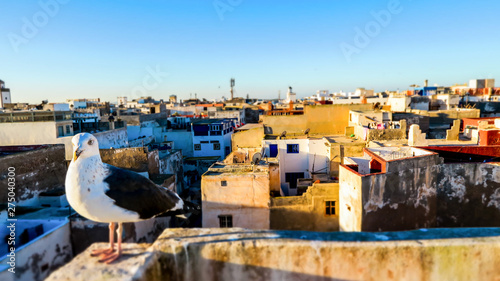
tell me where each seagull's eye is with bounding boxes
[88,140,94,145]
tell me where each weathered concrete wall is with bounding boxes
[94,128,129,149]
[361,169,438,231]
[159,150,184,192]
[0,145,66,206]
[231,126,264,151]
[270,183,339,231]
[58,128,129,160]
[100,147,150,172]
[354,154,443,231]
[0,220,72,281]
[436,163,500,227]
[47,228,500,281]
[366,128,406,142]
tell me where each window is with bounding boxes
[269,144,278,157]
[287,144,299,153]
[65,125,71,134]
[218,215,233,227]
[214,143,221,150]
[194,144,201,150]
[325,201,336,215]
[221,180,227,186]
[200,141,209,144]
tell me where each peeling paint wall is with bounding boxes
[100,147,150,172]
[0,145,66,207]
[270,183,339,231]
[437,163,500,227]
[0,220,72,281]
[360,154,442,231]
[47,228,500,281]
[158,150,184,192]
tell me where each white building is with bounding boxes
[262,137,330,196]
[285,86,297,103]
[66,99,88,109]
[117,96,128,106]
[0,80,12,109]
[192,119,234,160]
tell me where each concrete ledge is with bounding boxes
[46,243,154,281]
[47,228,500,281]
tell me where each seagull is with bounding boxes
[65,133,187,263]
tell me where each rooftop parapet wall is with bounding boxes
[47,228,500,281]
[0,144,66,206]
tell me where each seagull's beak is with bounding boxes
[73,147,83,162]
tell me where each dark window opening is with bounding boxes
[221,180,227,186]
[287,144,299,153]
[325,201,336,215]
[218,215,233,227]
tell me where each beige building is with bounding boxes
[0,111,74,144]
[271,182,340,231]
[201,163,271,229]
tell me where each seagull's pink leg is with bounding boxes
[100,222,122,263]
[91,222,115,256]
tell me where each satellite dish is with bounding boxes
[304,128,310,135]
[280,131,287,138]
[252,153,262,165]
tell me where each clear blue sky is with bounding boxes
[1,0,499,104]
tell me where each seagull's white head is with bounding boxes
[71,133,99,162]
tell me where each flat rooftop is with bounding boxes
[368,147,434,161]
[204,163,269,176]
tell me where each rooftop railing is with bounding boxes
[0,111,72,123]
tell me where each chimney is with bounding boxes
[424,80,428,87]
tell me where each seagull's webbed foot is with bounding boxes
[90,247,115,256]
[97,222,123,264]
[90,222,116,258]
[98,251,121,264]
